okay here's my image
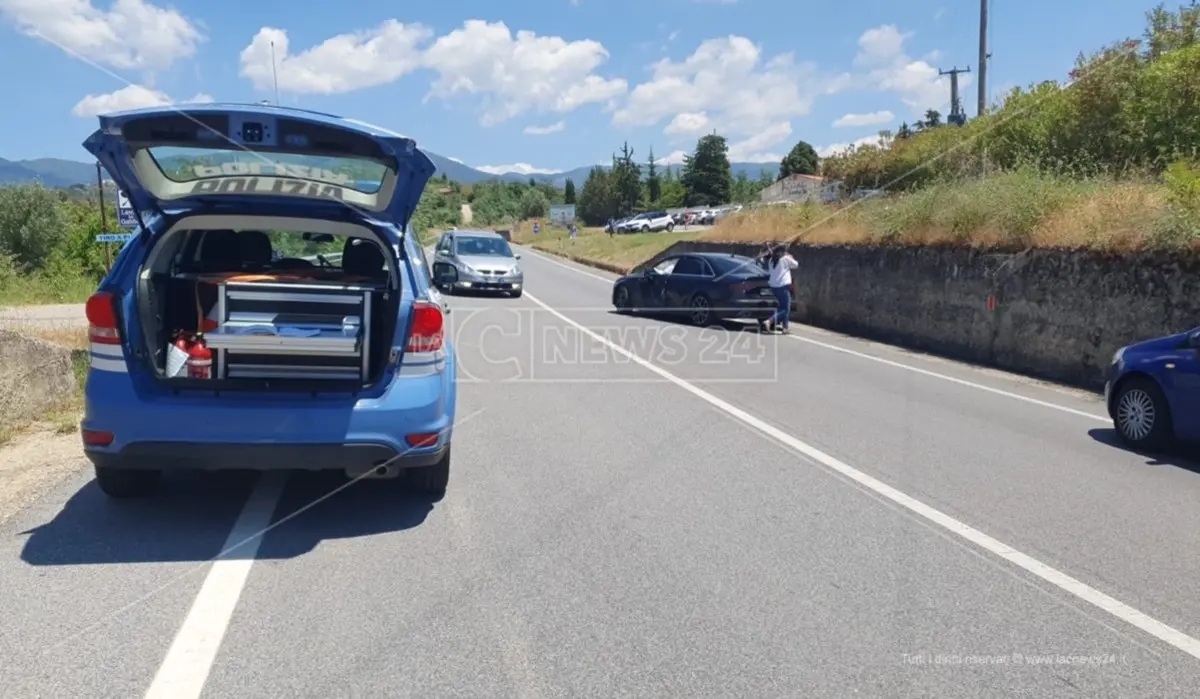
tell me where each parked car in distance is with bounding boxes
[80,102,456,500]
[431,229,524,297]
[611,252,777,326]
[618,211,676,233]
[1105,326,1200,450]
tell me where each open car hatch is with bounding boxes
[82,103,435,232]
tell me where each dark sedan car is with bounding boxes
[611,252,778,326]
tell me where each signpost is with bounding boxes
[95,233,135,243]
[116,189,138,228]
[96,162,138,271]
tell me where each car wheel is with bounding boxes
[688,294,712,326]
[641,225,650,233]
[1113,377,1173,450]
[614,285,632,313]
[94,465,161,499]
[408,448,450,500]
[666,223,675,232]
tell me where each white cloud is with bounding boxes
[0,0,203,71]
[524,121,566,135]
[816,134,887,158]
[476,163,558,176]
[727,121,791,162]
[239,21,431,95]
[654,150,689,166]
[663,112,710,136]
[853,24,969,114]
[71,84,212,117]
[423,20,627,126]
[833,110,895,128]
[614,36,849,145]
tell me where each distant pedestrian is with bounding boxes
[607,218,615,237]
[759,244,798,334]
[569,223,578,244]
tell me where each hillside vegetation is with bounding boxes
[0,174,561,305]
[802,2,1200,252]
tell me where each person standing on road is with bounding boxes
[760,244,798,334]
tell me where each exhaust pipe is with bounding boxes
[346,462,402,480]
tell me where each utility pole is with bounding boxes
[270,40,280,105]
[977,0,989,117]
[939,66,971,126]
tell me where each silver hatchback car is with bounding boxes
[431,229,524,297]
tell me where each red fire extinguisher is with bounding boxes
[187,333,213,379]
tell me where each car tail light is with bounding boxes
[405,432,439,448]
[406,301,444,353]
[82,429,114,447]
[85,292,120,345]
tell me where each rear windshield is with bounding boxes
[147,147,389,195]
[455,236,513,257]
[708,255,763,275]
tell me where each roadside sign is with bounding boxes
[95,233,135,243]
[116,190,138,228]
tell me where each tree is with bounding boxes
[681,133,733,206]
[611,142,642,216]
[519,188,549,220]
[528,177,537,187]
[645,147,661,206]
[576,166,620,225]
[778,140,820,180]
[0,183,69,270]
[564,178,576,204]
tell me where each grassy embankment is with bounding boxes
[515,172,1177,273]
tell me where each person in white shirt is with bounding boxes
[758,244,798,334]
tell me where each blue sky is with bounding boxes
[0,0,1158,173]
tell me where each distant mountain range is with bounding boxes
[1,152,780,189]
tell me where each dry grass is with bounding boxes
[701,175,1186,252]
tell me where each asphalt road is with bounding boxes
[3,247,1200,697]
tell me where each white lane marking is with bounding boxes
[521,247,1108,422]
[522,289,1200,662]
[144,473,286,699]
[784,334,1109,422]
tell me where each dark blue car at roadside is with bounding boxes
[1105,327,1200,450]
[610,252,777,326]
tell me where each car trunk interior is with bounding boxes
[137,221,402,391]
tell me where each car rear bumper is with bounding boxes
[717,297,779,319]
[84,441,448,472]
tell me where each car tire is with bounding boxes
[613,285,632,313]
[666,223,675,232]
[641,225,650,233]
[1113,376,1173,450]
[688,294,712,326]
[94,465,161,499]
[408,448,450,500]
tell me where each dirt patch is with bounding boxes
[0,428,87,525]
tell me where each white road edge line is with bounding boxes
[520,246,1109,422]
[522,289,1200,662]
[784,334,1109,422]
[143,473,286,699]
